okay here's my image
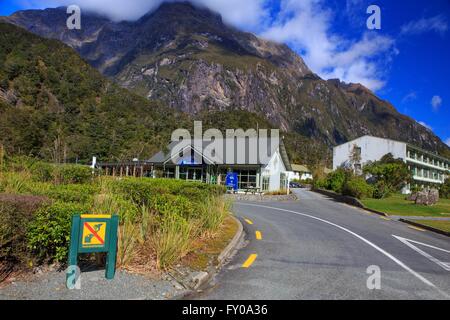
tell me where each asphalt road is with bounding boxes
[196,189,450,300]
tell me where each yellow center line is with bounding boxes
[380,216,391,221]
[242,254,258,268]
[244,218,254,225]
[255,231,262,240]
[408,225,426,232]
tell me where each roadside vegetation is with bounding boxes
[414,220,450,233]
[313,153,450,232]
[313,153,413,200]
[0,155,229,281]
[361,194,450,217]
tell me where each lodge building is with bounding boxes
[333,135,450,193]
[98,138,292,192]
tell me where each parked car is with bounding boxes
[289,182,301,188]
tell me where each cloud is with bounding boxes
[401,92,417,104]
[260,0,396,91]
[401,15,448,36]
[15,0,269,29]
[418,121,433,131]
[431,95,442,111]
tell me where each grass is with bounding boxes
[413,220,450,233]
[182,215,238,271]
[0,156,229,274]
[361,194,450,217]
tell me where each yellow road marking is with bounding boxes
[380,216,391,221]
[244,218,254,225]
[242,254,258,268]
[408,225,426,232]
[255,231,262,240]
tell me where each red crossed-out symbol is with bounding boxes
[84,222,104,245]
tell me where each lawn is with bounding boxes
[415,220,450,233]
[361,194,450,217]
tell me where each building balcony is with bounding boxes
[406,157,449,172]
[413,175,445,184]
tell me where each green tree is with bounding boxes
[441,178,450,199]
[363,153,412,198]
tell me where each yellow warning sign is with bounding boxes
[81,222,107,247]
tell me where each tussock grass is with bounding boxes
[1,156,229,272]
[151,212,193,270]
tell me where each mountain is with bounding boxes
[0,22,189,162]
[2,2,450,160]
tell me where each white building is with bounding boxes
[145,139,292,192]
[289,164,313,181]
[333,135,449,193]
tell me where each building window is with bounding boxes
[280,173,287,191]
[164,167,175,179]
[219,168,258,189]
[237,170,257,189]
[179,167,202,181]
[262,176,270,191]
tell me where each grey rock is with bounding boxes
[415,189,439,206]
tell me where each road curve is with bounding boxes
[196,189,450,300]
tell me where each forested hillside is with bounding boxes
[0,22,189,163]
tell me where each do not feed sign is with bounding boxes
[67,214,119,287]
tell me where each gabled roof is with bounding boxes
[279,141,292,171]
[148,138,292,169]
[148,140,218,165]
[291,164,310,173]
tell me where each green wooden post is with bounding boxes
[105,215,119,280]
[66,214,81,288]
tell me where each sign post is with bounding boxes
[67,214,119,288]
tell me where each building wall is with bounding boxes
[333,136,407,170]
[288,172,313,181]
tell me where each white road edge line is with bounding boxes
[237,202,449,298]
[393,235,450,272]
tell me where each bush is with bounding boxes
[29,161,54,182]
[27,201,90,263]
[342,177,374,199]
[54,165,93,184]
[372,181,392,199]
[0,194,48,266]
[113,178,226,207]
[326,169,348,193]
[363,155,411,198]
[441,179,449,199]
[313,177,328,190]
[43,184,97,204]
[91,192,139,222]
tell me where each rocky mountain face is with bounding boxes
[2,2,449,158]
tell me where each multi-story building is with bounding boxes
[333,135,449,193]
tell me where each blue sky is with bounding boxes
[1,0,449,145]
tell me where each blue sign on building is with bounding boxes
[225,172,239,190]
